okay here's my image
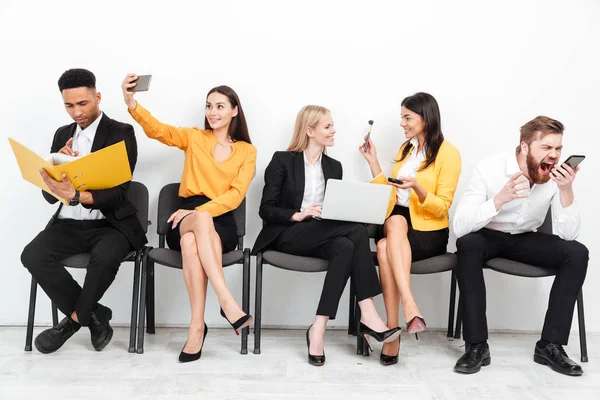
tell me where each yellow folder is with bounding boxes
[8,137,132,203]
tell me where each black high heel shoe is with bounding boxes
[358,322,401,351]
[179,323,208,363]
[306,324,325,366]
[380,336,401,366]
[406,316,426,340]
[220,308,252,335]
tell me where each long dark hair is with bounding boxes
[397,92,444,171]
[204,85,252,144]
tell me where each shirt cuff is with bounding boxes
[480,198,499,220]
[554,201,579,219]
[371,173,387,184]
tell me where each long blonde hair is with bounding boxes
[287,105,330,152]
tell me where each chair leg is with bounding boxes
[454,294,462,339]
[51,303,58,326]
[129,248,143,353]
[253,253,263,354]
[136,252,149,354]
[240,249,250,355]
[447,269,457,338]
[576,289,588,362]
[146,259,156,334]
[25,277,38,351]
[348,283,356,335]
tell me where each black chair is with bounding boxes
[351,225,459,356]
[453,210,588,362]
[24,181,150,354]
[136,183,251,354]
[254,249,367,355]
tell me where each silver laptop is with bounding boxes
[320,179,393,225]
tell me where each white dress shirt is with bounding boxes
[452,152,580,240]
[57,113,105,220]
[396,137,425,207]
[300,152,326,212]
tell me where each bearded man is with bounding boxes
[451,116,588,376]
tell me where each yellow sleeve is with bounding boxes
[128,103,191,150]
[197,145,257,216]
[418,145,462,218]
[371,173,396,218]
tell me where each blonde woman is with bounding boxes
[252,105,400,366]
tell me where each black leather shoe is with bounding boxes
[89,304,113,351]
[220,307,252,336]
[534,341,583,376]
[380,337,401,366]
[34,316,80,354]
[454,342,491,374]
[358,322,401,351]
[179,323,208,363]
[306,325,325,366]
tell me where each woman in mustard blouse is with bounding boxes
[359,92,461,365]
[121,74,256,362]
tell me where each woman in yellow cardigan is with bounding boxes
[359,92,461,365]
[121,74,256,363]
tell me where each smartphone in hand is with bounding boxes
[127,75,152,92]
[388,177,404,185]
[563,155,585,169]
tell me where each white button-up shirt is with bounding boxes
[300,151,325,212]
[396,137,425,207]
[57,113,105,220]
[452,152,580,240]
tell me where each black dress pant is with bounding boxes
[274,219,382,319]
[21,219,132,326]
[456,228,588,345]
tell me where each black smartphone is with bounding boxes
[127,75,152,92]
[563,155,585,169]
[388,177,404,185]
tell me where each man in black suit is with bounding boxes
[20,69,147,354]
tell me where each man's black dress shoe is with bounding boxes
[454,342,491,374]
[34,316,80,354]
[534,341,583,376]
[89,304,113,351]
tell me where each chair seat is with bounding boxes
[62,251,137,269]
[485,258,556,278]
[148,248,243,269]
[262,251,328,272]
[411,252,457,274]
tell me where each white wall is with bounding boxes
[1,0,599,334]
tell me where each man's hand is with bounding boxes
[291,203,322,222]
[551,164,578,208]
[493,172,529,211]
[551,164,578,190]
[40,169,76,200]
[58,137,79,157]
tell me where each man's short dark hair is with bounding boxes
[57,69,96,92]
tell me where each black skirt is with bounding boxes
[375,205,449,262]
[166,195,238,253]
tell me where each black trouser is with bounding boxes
[456,228,588,345]
[21,219,132,326]
[274,219,382,319]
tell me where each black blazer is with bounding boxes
[43,113,147,250]
[251,151,342,254]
